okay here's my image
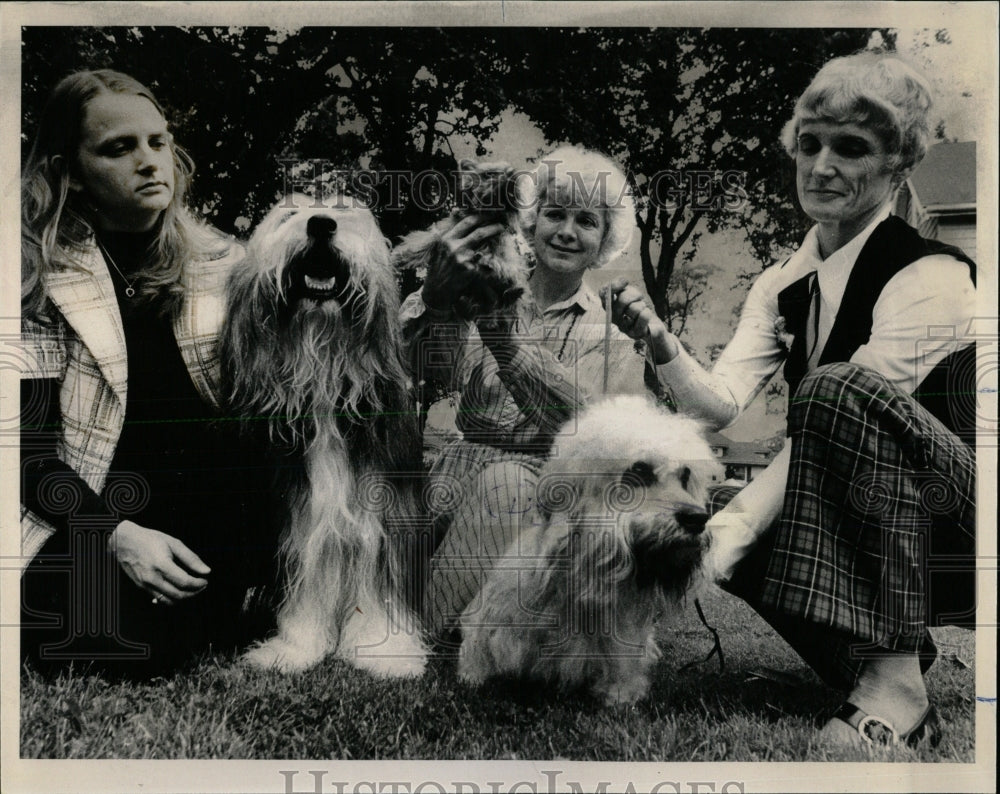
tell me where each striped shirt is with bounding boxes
[401,281,648,452]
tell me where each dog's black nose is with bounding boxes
[306,215,337,238]
[676,508,709,534]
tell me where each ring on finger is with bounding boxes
[151,595,161,605]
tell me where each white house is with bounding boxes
[704,431,776,483]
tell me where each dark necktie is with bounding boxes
[777,271,819,399]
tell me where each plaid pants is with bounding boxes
[720,362,976,688]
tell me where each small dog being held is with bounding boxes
[458,395,721,705]
[220,194,428,677]
[391,159,531,320]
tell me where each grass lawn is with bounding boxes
[19,587,977,762]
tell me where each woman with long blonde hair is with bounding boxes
[20,69,272,678]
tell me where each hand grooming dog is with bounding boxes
[391,159,530,319]
[458,395,721,704]
[220,194,427,677]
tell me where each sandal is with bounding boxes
[833,702,942,749]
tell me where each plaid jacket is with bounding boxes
[19,236,245,567]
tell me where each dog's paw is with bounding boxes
[241,638,324,673]
[456,650,489,686]
[339,619,428,678]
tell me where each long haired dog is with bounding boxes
[391,159,530,319]
[458,396,721,704]
[220,194,427,677]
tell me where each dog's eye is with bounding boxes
[624,461,657,487]
[678,466,692,490]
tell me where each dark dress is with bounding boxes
[20,230,276,679]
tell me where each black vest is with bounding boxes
[778,216,977,446]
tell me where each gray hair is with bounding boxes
[781,51,933,176]
[521,145,636,268]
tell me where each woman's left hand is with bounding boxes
[600,278,678,364]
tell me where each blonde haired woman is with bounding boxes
[401,145,645,636]
[20,69,271,677]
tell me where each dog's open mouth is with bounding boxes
[291,247,356,307]
[283,213,363,308]
[302,273,342,299]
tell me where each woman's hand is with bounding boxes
[108,520,211,605]
[600,278,679,365]
[422,212,507,320]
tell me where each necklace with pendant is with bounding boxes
[96,238,137,298]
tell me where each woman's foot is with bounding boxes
[818,652,931,747]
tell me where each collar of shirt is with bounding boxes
[801,204,893,314]
[522,280,594,325]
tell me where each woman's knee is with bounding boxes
[475,461,539,520]
[790,362,897,430]
[798,361,890,398]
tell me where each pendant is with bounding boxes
[125,286,136,298]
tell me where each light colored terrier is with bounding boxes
[458,395,721,704]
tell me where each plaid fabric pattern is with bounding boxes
[756,362,975,665]
[19,237,244,567]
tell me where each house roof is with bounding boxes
[908,141,976,211]
[705,431,776,466]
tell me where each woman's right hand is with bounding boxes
[108,520,211,605]
[422,212,507,320]
[600,278,680,365]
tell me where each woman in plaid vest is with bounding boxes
[20,70,272,677]
[607,52,976,748]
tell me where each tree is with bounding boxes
[22,25,891,320]
[497,28,885,339]
[21,26,516,244]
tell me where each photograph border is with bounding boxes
[2,3,996,792]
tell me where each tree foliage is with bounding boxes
[23,25,891,320]
[497,28,883,333]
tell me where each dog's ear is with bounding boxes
[220,260,281,418]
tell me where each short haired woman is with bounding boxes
[609,51,976,748]
[400,145,646,637]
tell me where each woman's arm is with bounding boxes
[398,214,510,396]
[852,255,976,391]
[21,379,210,603]
[474,314,587,441]
[20,378,118,532]
[604,273,787,429]
[399,288,471,394]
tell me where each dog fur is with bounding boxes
[220,194,428,677]
[457,395,722,704]
[391,159,530,319]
